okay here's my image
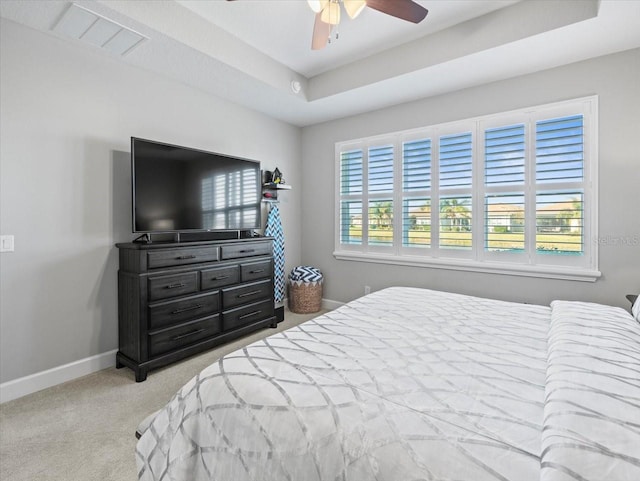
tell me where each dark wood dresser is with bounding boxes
[115,239,276,381]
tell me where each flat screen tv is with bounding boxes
[131,137,261,234]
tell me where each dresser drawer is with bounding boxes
[201,265,240,291]
[220,241,271,260]
[147,246,219,269]
[148,272,198,301]
[240,259,273,282]
[222,279,272,310]
[148,291,220,330]
[148,315,221,358]
[222,300,274,332]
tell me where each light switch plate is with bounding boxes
[0,235,15,252]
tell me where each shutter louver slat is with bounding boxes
[440,133,473,189]
[402,198,430,248]
[368,199,393,246]
[485,124,525,186]
[340,149,363,195]
[368,145,394,194]
[536,115,583,183]
[340,201,362,245]
[439,196,472,249]
[536,192,584,254]
[485,194,525,252]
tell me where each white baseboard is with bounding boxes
[0,300,345,404]
[0,349,117,404]
[322,298,345,310]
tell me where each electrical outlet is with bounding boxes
[364,285,371,295]
[0,235,15,252]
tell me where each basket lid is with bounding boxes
[289,265,323,282]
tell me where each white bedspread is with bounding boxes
[136,287,640,481]
[541,301,640,481]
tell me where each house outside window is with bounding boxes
[334,96,599,282]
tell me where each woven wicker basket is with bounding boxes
[288,282,323,314]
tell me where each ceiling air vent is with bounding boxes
[53,3,147,56]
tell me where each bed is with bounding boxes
[135,287,640,481]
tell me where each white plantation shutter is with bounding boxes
[335,97,598,281]
[402,138,431,248]
[341,149,363,195]
[367,144,394,247]
[535,192,583,254]
[439,132,472,250]
[339,149,363,246]
[403,139,431,191]
[536,115,584,183]
[368,145,394,194]
[483,124,526,252]
[484,194,526,251]
[485,124,525,186]
[439,132,473,189]
[535,115,585,256]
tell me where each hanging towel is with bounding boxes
[265,204,285,303]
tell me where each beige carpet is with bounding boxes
[0,309,324,481]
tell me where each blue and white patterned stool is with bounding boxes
[288,266,323,314]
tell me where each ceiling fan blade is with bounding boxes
[365,0,428,24]
[311,12,331,50]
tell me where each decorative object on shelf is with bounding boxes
[272,167,284,184]
[263,191,277,200]
[288,265,324,313]
[265,204,285,304]
[262,170,291,202]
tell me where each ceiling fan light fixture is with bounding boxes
[307,0,329,14]
[320,1,341,26]
[344,0,366,19]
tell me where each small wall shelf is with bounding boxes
[263,183,292,190]
[262,183,292,202]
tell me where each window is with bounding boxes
[335,97,599,281]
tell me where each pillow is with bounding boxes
[632,294,640,323]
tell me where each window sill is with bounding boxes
[333,251,601,282]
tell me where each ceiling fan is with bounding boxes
[227,0,428,51]
[309,0,428,50]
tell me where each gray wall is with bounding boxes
[0,19,302,383]
[301,48,640,309]
[1,17,638,386]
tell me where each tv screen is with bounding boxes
[131,138,261,233]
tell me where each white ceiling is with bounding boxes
[1,0,640,127]
[176,0,520,77]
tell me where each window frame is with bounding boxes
[334,96,600,282]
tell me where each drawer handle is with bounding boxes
[176,255,197,260]
[211,275,230,281]
[239,310,261,320]
[239,249,255,254]
[237,290,262,298]
[171,328,206,341]
[166,283,186,289]
[171,304,203,315]
[250,269,265,274]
